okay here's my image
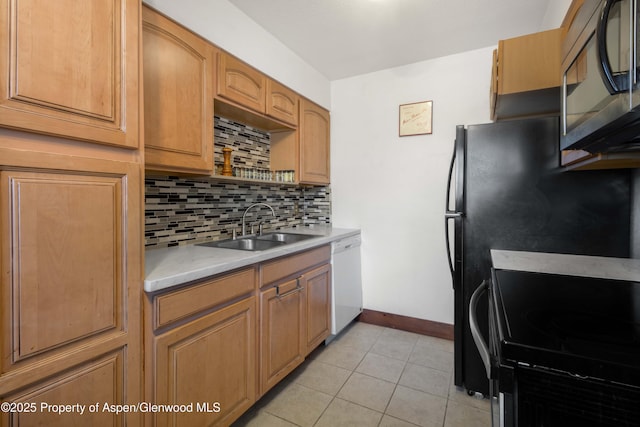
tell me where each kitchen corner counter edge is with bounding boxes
[491,249,640,282]
[144,226,361,293]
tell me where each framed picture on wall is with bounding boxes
[399,100,433,136]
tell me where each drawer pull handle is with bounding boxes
[276,282,304,299]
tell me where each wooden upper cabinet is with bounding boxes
[266,80,299,126]
[143,6,215,174]
[299,99,330,185]
[497,28,562,94]
[0,0,140,149]
[491,28,563,120]
[490,49,499,118]
[217,52,266,113]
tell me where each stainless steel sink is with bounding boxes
[197,232,320,252]
[256,232,318,244]
[198,238,283,251]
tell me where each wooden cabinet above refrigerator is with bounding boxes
[490,28,563,121]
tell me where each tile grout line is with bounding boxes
[312,332,382,426]
[379,337,415,425]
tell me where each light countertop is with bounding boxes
[145,225,360,293]
[491,249,640,282]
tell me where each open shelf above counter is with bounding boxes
[214,99,295,133]
[209,173,298,187]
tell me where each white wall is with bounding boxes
[541,0,573,30]
[329,0,572,328]
[330,47,493,324]
[142,0,331,109]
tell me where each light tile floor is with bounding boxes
[232,321,491,427]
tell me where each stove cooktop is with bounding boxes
[491,269,640,386]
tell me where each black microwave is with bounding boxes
[561,0,640,153]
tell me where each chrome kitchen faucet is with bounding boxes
[241,203,275,236]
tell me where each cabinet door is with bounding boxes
[490,49,499,120]
[491,28,562,120]
[143,6,215,174]
[217,52,266,113]
[2,351,127,426]
[0,149,142,425]
[154,297,256,427]
[299,99,330,185]
[497,28,562,95]
[260,279,305,395]
[304,264,331,354]
[266,80,299,126]
[0,0,140,149]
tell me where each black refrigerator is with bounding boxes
[444,117,631,395]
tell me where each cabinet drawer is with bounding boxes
[261,246,330,285]
[154,267,256,329]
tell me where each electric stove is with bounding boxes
[483,269,640,426]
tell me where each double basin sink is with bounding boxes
[198,232,319,252]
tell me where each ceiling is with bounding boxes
[228,0,555,80]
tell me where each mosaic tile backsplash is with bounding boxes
[214,115,270,170]
[145,116,331,249]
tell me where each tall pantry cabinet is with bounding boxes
[0,1,144,426]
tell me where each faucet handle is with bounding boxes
[231,228,237,240]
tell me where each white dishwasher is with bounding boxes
[329,233,363,340]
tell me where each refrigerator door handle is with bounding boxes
[445,215,458,288]
[445,143,457,213]
[445,145,462,288]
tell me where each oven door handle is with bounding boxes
[469,280,491,379]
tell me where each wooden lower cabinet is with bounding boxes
[259,246,332,396]
[148,267,257,427]
[154,297,256,427]
[304,264,332,355]
[3,351,126,426]
[146,249,331,424]
[259,278,306,395]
